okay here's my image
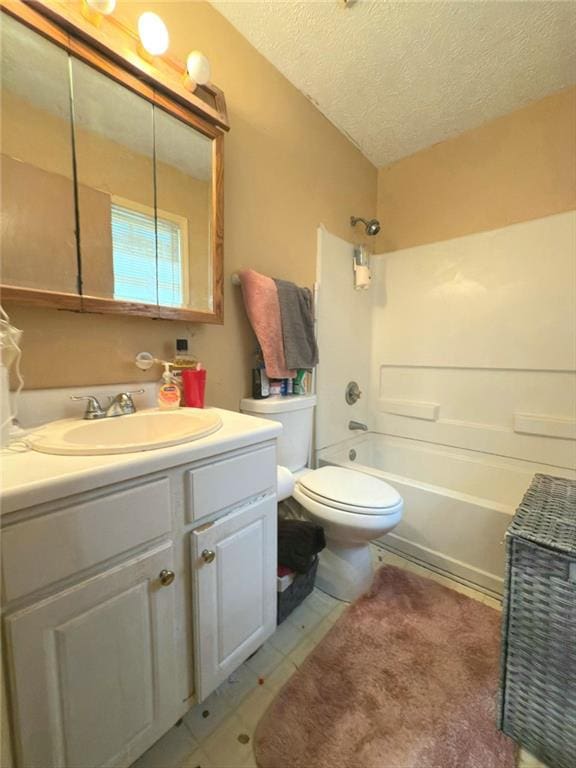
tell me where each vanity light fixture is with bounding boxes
[81,0,116,26]
[137,12,169,59]
[184,50,211,90]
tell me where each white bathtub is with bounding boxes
[317,433,575,595]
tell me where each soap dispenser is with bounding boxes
[157,362,181,410]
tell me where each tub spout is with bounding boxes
[349,420,368,431]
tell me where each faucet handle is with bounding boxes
[106,389,145,417]
[70,395,106,420]
[118,389,145,409]
[345,381,362,405]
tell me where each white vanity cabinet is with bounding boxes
[1,414,280,768]
[1,476,181,768]
[5,543,180,768]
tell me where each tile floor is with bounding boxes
[131,547,547,768]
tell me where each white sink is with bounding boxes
[28,408,223,455]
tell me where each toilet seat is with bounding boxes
[293,474,403,548]
[296,466,402,516]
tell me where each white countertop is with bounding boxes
[0,408,281,517]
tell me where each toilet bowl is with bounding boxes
[293,466,403,601]
[240,395,404,602]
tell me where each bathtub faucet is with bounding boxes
[348,420,368,431]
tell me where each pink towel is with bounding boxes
[239,269,296,379]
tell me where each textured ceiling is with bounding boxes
[211,0,576,167]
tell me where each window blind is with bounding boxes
[111,203,183,307]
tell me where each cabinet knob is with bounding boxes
[159,569,175,586]
[201,549,216,564]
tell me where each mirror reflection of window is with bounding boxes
[111,201,188,307]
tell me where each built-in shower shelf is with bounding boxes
[513,413,576,440]
[377,399,440,421]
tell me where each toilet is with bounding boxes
[240,395,404,602]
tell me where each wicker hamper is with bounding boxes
[499,474,576,768]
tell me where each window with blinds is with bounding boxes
[111,203,184,307]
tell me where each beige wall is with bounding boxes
[6,0,377,408]
[376,86,576,253]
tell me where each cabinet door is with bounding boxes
[5,543,180,768]
[191,496,277,700]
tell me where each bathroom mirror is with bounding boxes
[0,2,226,323]
[0,13,80,304]
[154,109,213,313]
[71,58,158,310]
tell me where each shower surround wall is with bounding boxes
[371,211,576,472]
[315,211,576,592]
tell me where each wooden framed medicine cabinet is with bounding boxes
[0,0,228,323]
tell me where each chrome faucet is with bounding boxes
[105,391,143,418]
[348,420,368,431]
[71,390,144,420]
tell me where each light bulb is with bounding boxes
[186,51,211,86]
[138,12,169,56]
[85,0,116,14]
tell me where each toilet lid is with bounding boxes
[297,466,402,515]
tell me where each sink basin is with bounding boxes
[28,408,223,455]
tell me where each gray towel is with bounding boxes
[274,279,319,370]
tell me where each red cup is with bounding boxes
[182,369,207,408]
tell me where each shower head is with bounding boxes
[350,215,381,236]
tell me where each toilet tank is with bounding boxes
[240,394,317,473]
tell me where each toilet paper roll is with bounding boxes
[354,264,371,290]
[277,465,295,501]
